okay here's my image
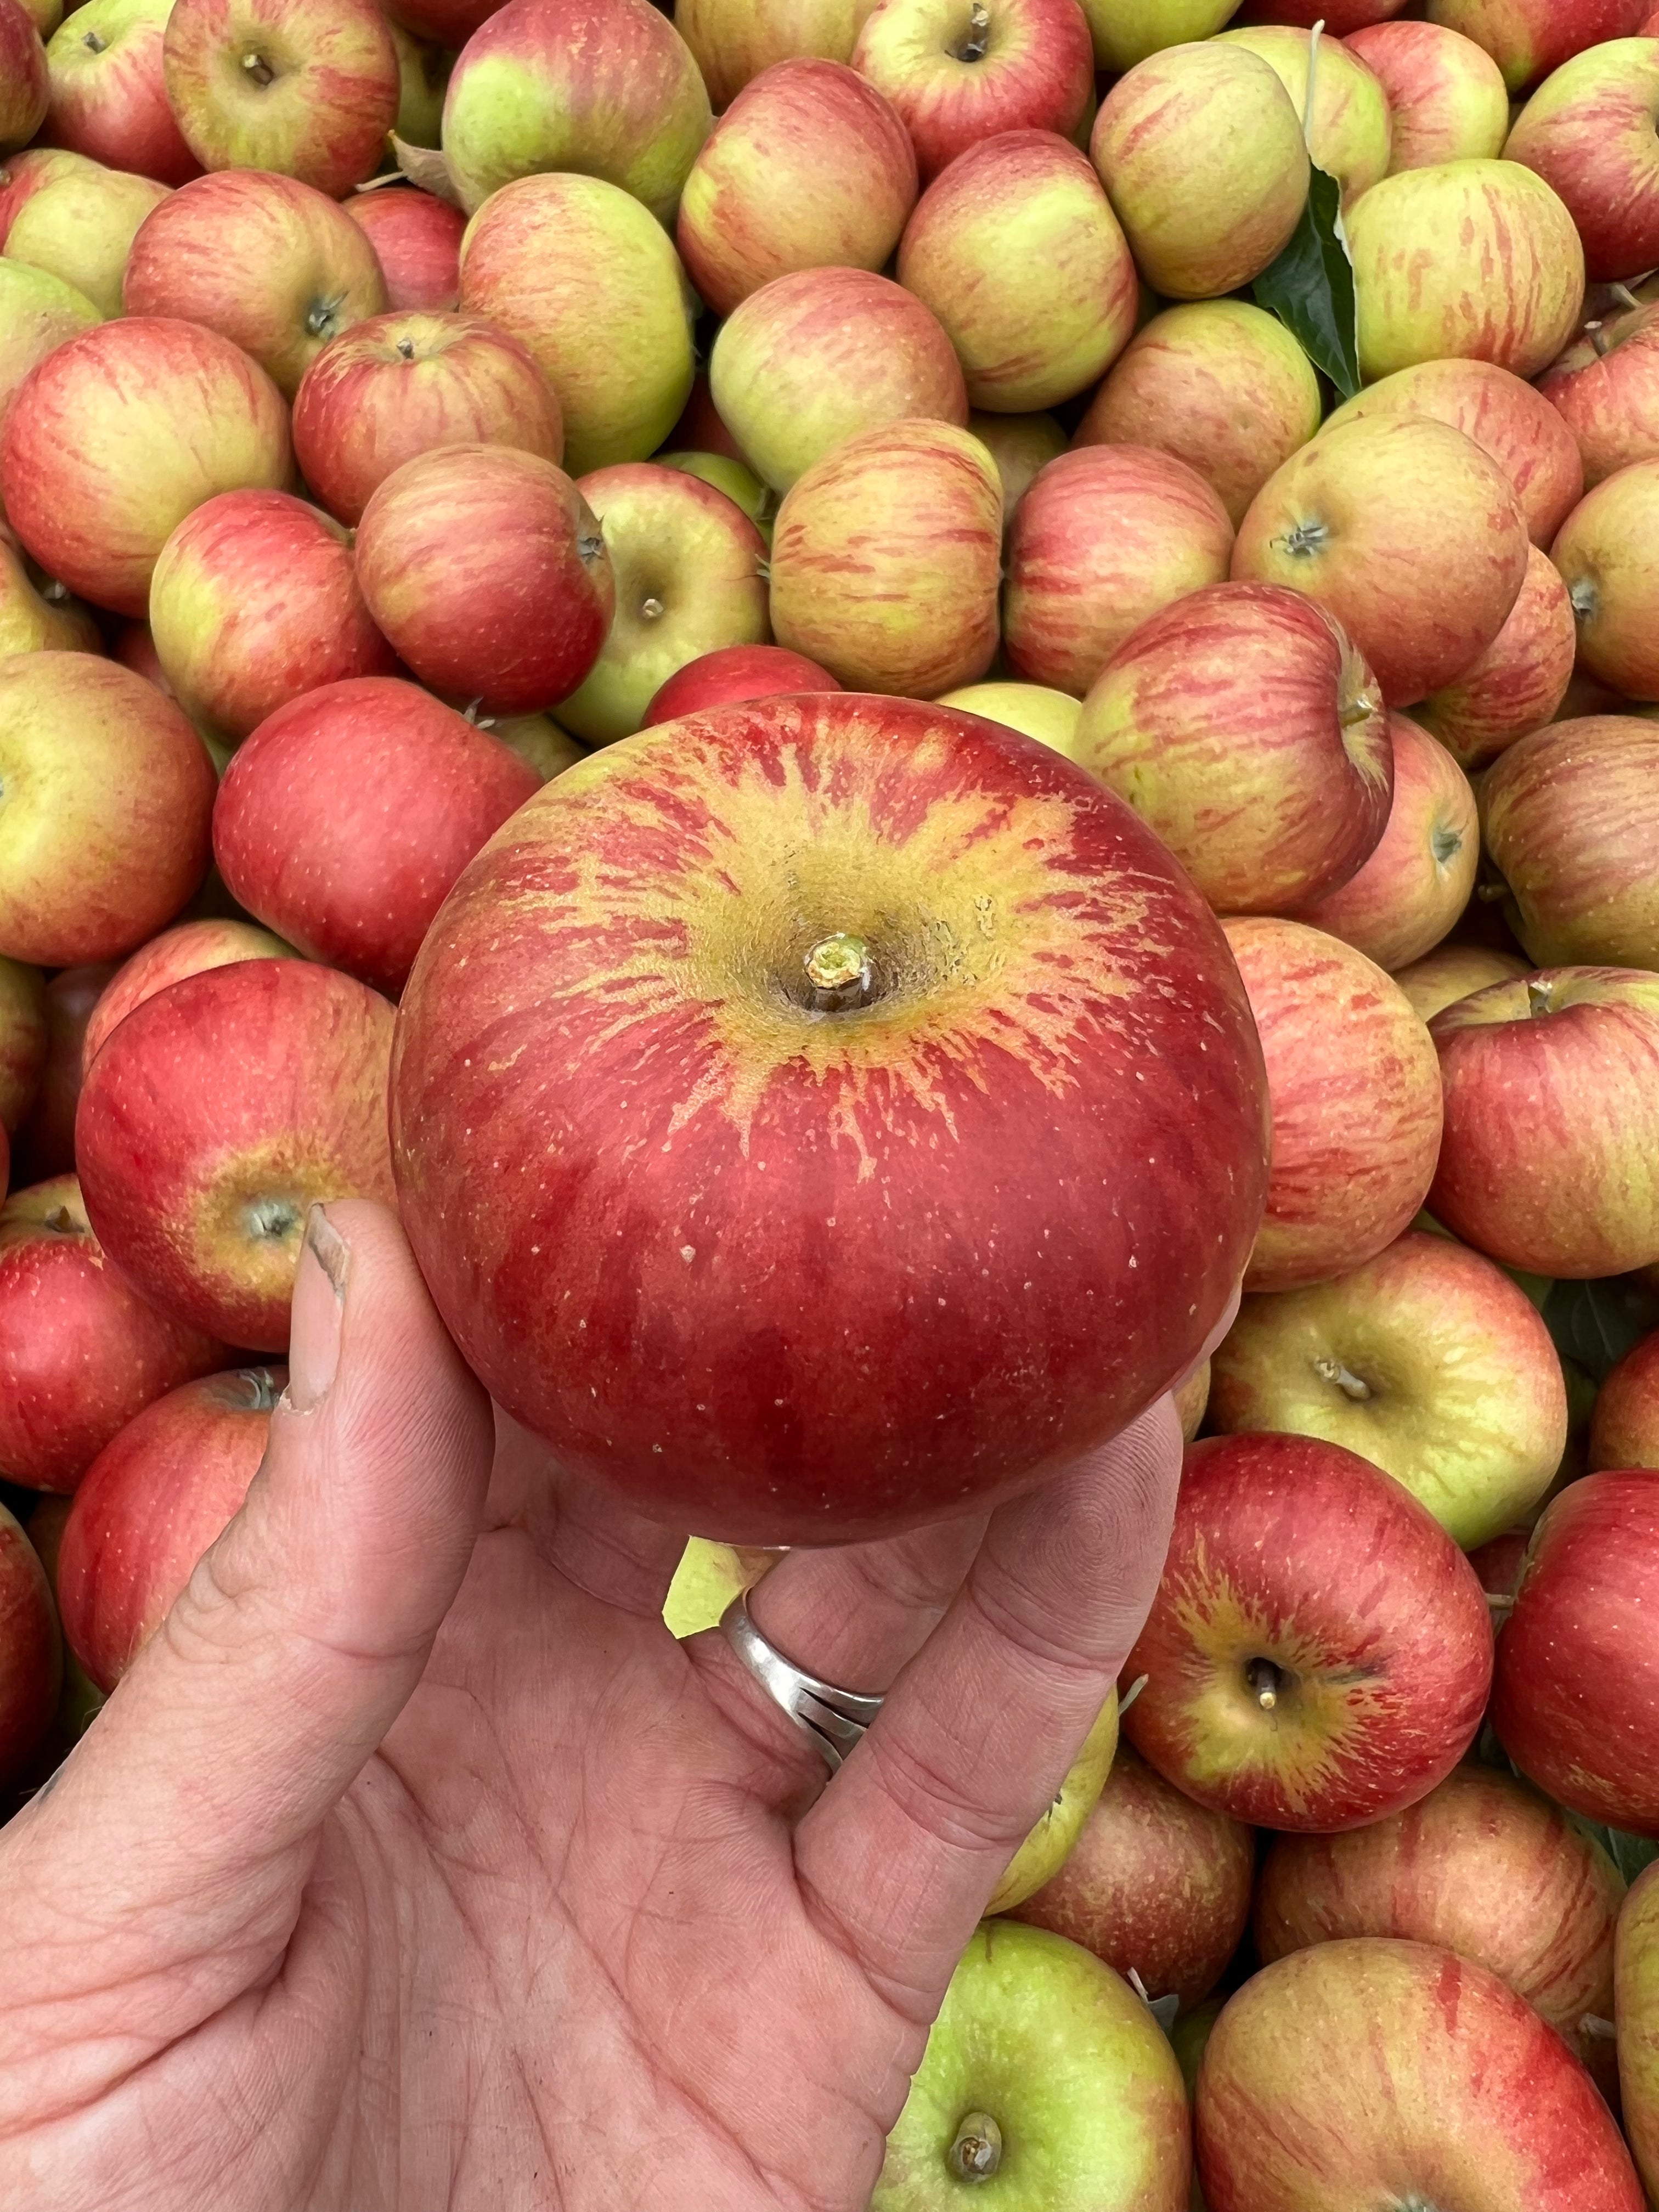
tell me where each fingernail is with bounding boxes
[286,1204,349,1414]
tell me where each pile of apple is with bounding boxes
[2,0,1659,2197]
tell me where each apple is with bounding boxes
[441,0,710,220]
[1081,0,1243,72]
[1540,300,1659,489]
[83,917,294,1073]
[0,0,48,150]
[1429,965,1659,1278]
[984,1692,1121,1917]
[390,690,1269,1544]
[656,448,771,538]
[1591,1328,1659,1470]
[1173,1357,1210,1445]
[0,955,45,1131]
[1209,1228,1568,1547]
[935,680,1082,758]
[57,1363,279,1689]
[149,490,397,745]
[214,678,541,995]
[1005,445,1234,699]
[1345,20,1510,171]
[42,0,196,182]
[0,1500,58,1785]
[356,444,615,716]
[969,407,1065,518]
[1232,415,1531,706]
[674,0,880,109]
[1410,543,1577,770]
[77,959,397,1350]
[709,267,966,496]
[850,0,1096,185]
[0,525,100,656]
[1481,717,1659,969]
[1422,0,1650,94]
[12,963,115,1183]
[1124,1433,1492,1830]
[0,144,95,243]
[162,0,400,196]
[383,0,503,42]
[661,1536,778,1638]
[122,168,387,399]
[768,420,1002,697]
[1196,1939,1645,2211]
[1071,300,1322,528]
[343,184,463,312]
[1392,943,1530,1024]
[642,643,840,727]
[1074,582,1392,917]
[1222,917,1443,1293]
[458,172,697,476]
[1622,1868,1659,2208]
[1505,41,1659,283]
[0,257,99,428]
[1552,461,1659,698]
[0,1174,224,1493]
[1090,42,1309,301]
[1241,0,1407,23]
[1011,1742,1254,2011]
[1216,24,1391,202]
[2,161,169,320]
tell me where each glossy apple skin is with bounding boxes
[1553,461,1659,699]
[1493,1468,1659,1834]
[1345,19,1510,170]
[43,0,199,183]
[57,1364,279,1689]
[1412,543,1576,771]
[215,678,540,995]
[1392,943,1528,1025]
[0,955,45,1131]
[390,692,1269,1544]
[1242,0,1407,24]
[642,644,840,727]
[1619,1860,1659,2200]
[851,0,1094,184]
[1424,0,1650,93]
[12,963,115,1183]
[83,918,293,1074]
[77,960,397,1351]
[1197,1939,1645,2211]
[1541,300,1659,489]
[0,1175,224,1493]
[2,161,168,324]
[1216,23,1392,204]
[0,1499,58,1784]
[1011,1742,1254,2010]
[0,258,100,430]
[0,144,94,244]
[343,186,462,312]
[0,0,48,148]
[1591,1328,1659,1471]
[1506,40,1659,283]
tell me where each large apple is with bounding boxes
[1591,1327,1659,1470]
[1123,1433,1493,1830]
[1345,19,1510,171]
[1074,582,1392,916]
[1423,0,1649,93]
[0,257,99,428]
[851,0,1096,183]
[642,642,839,727]
[0,1500,58,1786]
[1411,543,1576,770]
[343,184,463,312]
[83,917,294,1072]
[1506,40,1659,283]
[12,962,114,1183]
[440,0,710,219]
[1216,23,1391,201]
[1005,445,1234,698]
[390,691,1269,1544]
[1232,414,1530,706]
[1393,942,1528,1025]
[1223,917,1443,1294]
[1430,966,1659,1277]
[0,955,45,1131]
[1620,1861,1659,2200]
[42,0,198,183]
[1209,1228,1568,1547]
[2,161,168,320]
[1552,462,1659,698]
[675,0,879,109]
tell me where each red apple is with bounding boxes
[1423,0,1650,93]
[0,1500,58,1784]
[642,644,840,727]
[0,143,95,243]
[12,963,115,1183]
[0,0,49,150]
[83,917,294,1073]
[42,0,197,182]
[1620,1860,1659,2200]
[343,184,463,312]
[1124,1433,1493,1831]
[1430,966,1659,1277]
[77,959,397,1350]
[0,257,101,431]
[0,1173,224,1492]
[389,690,1271,1544]
[214,678,540,995]
[850,0,1094,183]
[1591,1327,1659,1470]
[1,157,170,328]
[1392,943,1530,1024]
[57,1363,278,1689]
[1541,300,1659,489]
[1345,19,1511,171]
[1552,461,1659,698]
[1506,38,1659,282]
[0,955,45,1131]
[1410,543,1577,770]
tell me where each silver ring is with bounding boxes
[720,1592,884,1774]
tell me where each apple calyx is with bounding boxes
[396,337,416,363]
[802,932,875,1014]
[1313,1355,1372,1401]
[956,2,991,63]
[240,48,278,88]
[1273,519,1330,562]
[1430,823,1464,868]
[42,1206,79,1238]
[306,295,351,342]
[244,1195,304,1246]
[1245,1656,1293,1711]
[946,2111,1002,2181]
[235,1367,284,1414]
[639,596,665,622]
[1567,576,1599,626]
[1526,977,1556,1019]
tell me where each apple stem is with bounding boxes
[240,48,276,85]
[43,1207,76,1236]
[1245,1657,1288,1710]
[640,596,665,621]
[1610,284,1643,312]
[396,337,416,361]
[1304,20,1324,154]
[946,2112,1002,2181]
[1339,689,1381,729]
[1587,320,1614,358]
[1581,2014,1617,2042]
[1117,1671,1149,1716]
[82,27,105,49]
[1486,1592,1516,1622]
[1313,1356,1370,1401]
[803,933,875,1013]
[956,2,990,62]
[1526,978,1555,1019]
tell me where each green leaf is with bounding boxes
[1252,166,1361,402]
[1542,1275,1659,1386]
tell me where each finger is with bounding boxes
[791,1392,1183,2022]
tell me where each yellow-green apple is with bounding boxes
[0,526,100,656]
[77,959,397,1348]
[0,1174,224,1492]
[1209,1228,1568,1545]
[1090,42,1309,300]
[1216,24,1391,202]
[1493,1468,1659,1831]
[12,962,113,1182]
[642,641,839,727]
[1197,1939,1645,2211]
[1123,1433,1493,1829]
[43,0,196,182]
[390,690,1269,1542]
[1296,713,1476,968]
[1541,300,1659,489]
[1620,1863,1659,2202]
[936,679,1082,758]
[83,917,293,1073]
[0,1500,57,1785]
[122,168,386,398]
[1233,415,1530,706]
[710,267,966,496]
[1423,0,1650,93]
[472,708,583,783]
[292,308,562,527]
[1345,19,1510,170]
[656,448,771,535]
[1393,941,1529,1023]
[356,443,616,715]
[1081,0,1242,72]
[1173,1356,1209,1441]
[984,1692,1121,1917]
[1480,717,1659,968]
[1591,1327,1659,1469]
[1005,445,1234,698]
[0,0,48,149]
[675,0,880,110]
[1072,300,1321,528]
[850,0,1095,184]
[149,490,397,744]
[897,130,1135,415]
[872,1921,1191,2209]
[385,15,448,145]
[56,1364,277,1689]
[458,172,696,474]
[440,0,711,219]
[661,1537,778,1637]
[344,183,463,311]
[0,143,96,242]
[1012,1742,1254,2010]
[1429,966,1659,1277]
[1345,159,1585,382]
[1411,545,1576,770]
[214,678,540,994]
[162,0,399,195]
[0,653,216,966]
[1551,462,1659,697]
[1222,916,1443,1291]
[0,257,98,427]
[0,956,44,1130]
[1074,582,1392,916]
[2,162,168,320]
[677,58,915,317]
[768,420,1001,696]
[968,405,1064,517]
[555,465,768,746]
[1506,40,1659,281]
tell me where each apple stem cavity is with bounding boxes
[1245,1656,1291,1711]
[240,48,276,86]
[803,932,876,1014]
[946,2112,1003,2181]
[956,2,990,63]
[1313,1356,1372,1401]
[307,294,349,341]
